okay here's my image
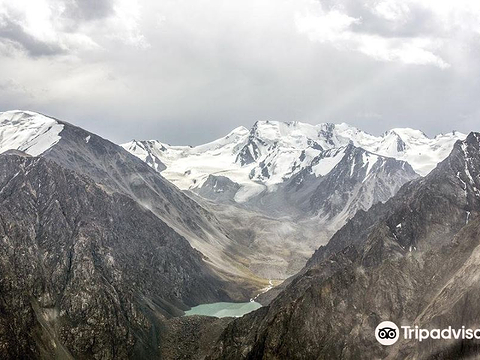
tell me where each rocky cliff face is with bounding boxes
[207,133,480,360]
[0,153,230,359]
[195,175,241,203]
[248,143,418,220]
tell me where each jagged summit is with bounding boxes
[122,119,465,201]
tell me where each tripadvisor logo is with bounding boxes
[375,321,480,346]
[375,321,400,346]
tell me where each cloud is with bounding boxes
[0,0,148,57]
[64,0,115,22]
[294,2,450,68]
[371,0,411,22]
[0,0,479,145]
[0,78,34,98]
[107,0,149,48]
[0,15,65,56]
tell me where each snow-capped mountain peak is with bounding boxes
[122,140,168,172]
[122,120,465,201]
[122,120,465,204]
[369,128,465,175]
[246,120,368,151]
[0,110,64,156]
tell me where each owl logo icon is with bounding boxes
[375,321,399,345]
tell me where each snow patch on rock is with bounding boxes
[0,110,64,156]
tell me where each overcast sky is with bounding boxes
[0,0,479,145]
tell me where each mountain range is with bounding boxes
[0,109,476,359]
[122,120,464,277]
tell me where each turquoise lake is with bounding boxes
[184,301,262,318]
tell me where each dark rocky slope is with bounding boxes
[207,132,480,359]
[42,116,227,244]
[159,316,233,360]
[33,113,268,288]
[0,153,230,359]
